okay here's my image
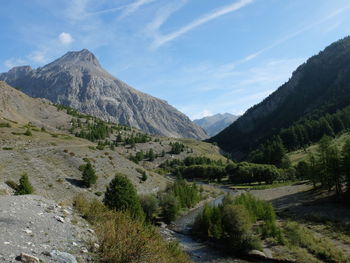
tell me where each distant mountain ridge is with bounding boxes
[0,49,207,140]
[209,36,350,159]
[194,113,239,136]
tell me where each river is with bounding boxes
[168,188,254,263]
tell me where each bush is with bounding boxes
[24,128,32,136]
[140,194,159,222]
[222,204,255,254]
[82,162,97,187]
[73,195,190,263]
[141,172,148,182]
[104,174,144,220]
[192,193,281,256]
[233,193,280,239]
[159,193,179,223]
[0,122,11,128]
[15,174,34,195]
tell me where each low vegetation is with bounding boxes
[13,173,34,195]
[192,193,281,255]
[73,195,190,263]
[282,221,350,263]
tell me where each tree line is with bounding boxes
[161,156,294,185]
[295,136,350,195]
[249,105,350,166]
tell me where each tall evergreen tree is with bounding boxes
[342,139,350,188]
[104,173,144,220]
[82,162,97,187]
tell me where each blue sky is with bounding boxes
[1,0,350,119]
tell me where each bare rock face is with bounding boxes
[0,49,207,140]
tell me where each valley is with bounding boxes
[1,29,350,263]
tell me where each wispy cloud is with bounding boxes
[240,3,350,63]
[172,57,305,118]
[151,0,254,49]
[120,0,156,19]
[146,0,188,33]
[4,58,27,69]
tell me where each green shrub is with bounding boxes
[140,194,159,222]
[24,128,32,136]
[159,193,180,223]
[0,122,11,128]
[82,162,97,187]
[15,174,34,195]
[222,204,258,254]
[141,172,148,182]
[233,193,280,238]
[2,147,13,150]
[103,174,144,220]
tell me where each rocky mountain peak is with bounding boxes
[0,51,207,140]
[48,49,101,68]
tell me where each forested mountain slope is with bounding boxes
[209,36,350,160]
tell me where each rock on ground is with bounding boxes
[0,195,95,262]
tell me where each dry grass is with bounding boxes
[282,221,350,263]
[177,138,226,161]
[73,194,191,263]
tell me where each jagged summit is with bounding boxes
[43,49,102,70]
[0,51,207,140]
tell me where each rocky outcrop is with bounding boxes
[0,50,207,140]
[193,113,239,136]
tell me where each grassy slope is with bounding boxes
[0,118,224,204]
[288,131,350,164]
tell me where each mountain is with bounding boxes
[209,36,350,159]
[193,113,239,136]
[0,81,71,131]
[0,49,207,140]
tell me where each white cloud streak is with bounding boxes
[146,0,188,33]
[151,0,254,49]
[241,3,350,63]
[120,0,156,19]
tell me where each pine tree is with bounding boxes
[103,173,144,220]
[16,173,33,195]
[148,149,155,161]
[342,139,350,188]
[82,162,97,187]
